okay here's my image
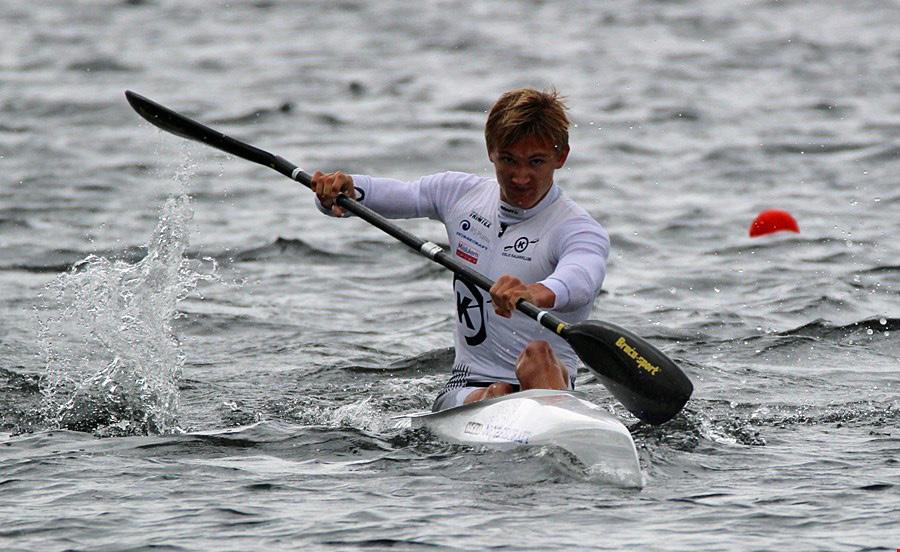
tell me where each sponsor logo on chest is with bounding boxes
[501,236,540,261]
[455,218,489,251]
[455,241,480,264]
[468,210,492,228]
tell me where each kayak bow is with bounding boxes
[403,389,643,487]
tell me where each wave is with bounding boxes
[859,264,900,276]
[208,102,297,126]
[779,316,899,338]
[344,346,453,374]
[760,141,872,156]
[736,316,898,357]
[708,235,879,256]
[1,246,149,273]
[450,99,491,113]
[1,234,427,274]
[648,106,703,123]
[630,402,766,451]
[0,368,43,435]
[606,142,662,156]
[631,391,899,455]
[1,98,115,118]
[849,143,900,164]
[0,217,31,230]
[67,57,136,73]
[807,101,853,116]
[2,237,363,274]
[0,417,464,473]
[229,236,353,263]
[732,398,899,430]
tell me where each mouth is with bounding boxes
[500,179,543,208]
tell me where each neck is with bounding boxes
[498,184,560,226]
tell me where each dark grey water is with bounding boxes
[1,1,898,550]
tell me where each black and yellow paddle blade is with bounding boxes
[563,321,692,425]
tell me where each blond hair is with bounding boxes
[485,88,570,153]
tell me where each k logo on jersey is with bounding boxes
[502,236,539,260]
[453,275,486,346]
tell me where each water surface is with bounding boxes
[1,1,898,550]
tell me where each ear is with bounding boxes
[487,147,496,164]
[555,145,570,168]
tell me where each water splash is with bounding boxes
[38,167,216,435]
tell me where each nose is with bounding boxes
[511,166,531,185]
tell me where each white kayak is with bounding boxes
[403,389,643,487]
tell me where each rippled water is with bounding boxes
[1,1,898,550]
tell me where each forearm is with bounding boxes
[524,283,556,309]
[314,174,426,219]
[315,171,484,222]
[346,175,433,219]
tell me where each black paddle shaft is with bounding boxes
[124,90,693,424]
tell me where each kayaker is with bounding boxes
[312,88,609,411]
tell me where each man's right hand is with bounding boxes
[311,171,356,216]
[489,275,555,318]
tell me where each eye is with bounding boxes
[530,158,546,167]
[500,155,516,165]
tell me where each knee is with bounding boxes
[466,382,516,404]
[517,340,553,363]
[515,340,555,378]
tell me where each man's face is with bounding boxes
[489,135,569,209]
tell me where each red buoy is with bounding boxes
[749,209,799,237]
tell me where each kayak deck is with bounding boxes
[404,389,643,487]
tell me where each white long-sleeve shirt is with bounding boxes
[320,171,610,392]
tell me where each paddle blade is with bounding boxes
[124,90,275,167]
[563,321,692,425]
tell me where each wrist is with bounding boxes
[526,283,556,309]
